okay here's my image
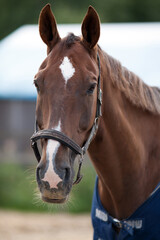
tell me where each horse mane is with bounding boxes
[103,51,160,115]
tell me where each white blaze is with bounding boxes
[59,56,75,83]
[42,121,62,189]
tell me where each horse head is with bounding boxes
[32,4,101,203]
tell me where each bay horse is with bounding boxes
[31,4,160,239]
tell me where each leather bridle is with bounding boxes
[30,53,102,185]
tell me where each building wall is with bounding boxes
[0,99,36,156]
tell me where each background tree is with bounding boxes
[0,0,160,40]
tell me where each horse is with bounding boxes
[31,4,160,240]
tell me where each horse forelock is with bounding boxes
[103,51,160,115]
[65,33,81,48]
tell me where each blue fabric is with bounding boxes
[91,177,160,240]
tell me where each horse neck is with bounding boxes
[88,50,160,219]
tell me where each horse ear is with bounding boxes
[39,4,60,53]
[81,6,100,49]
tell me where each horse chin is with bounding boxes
[42,195,68,204]
[39,183,71,204]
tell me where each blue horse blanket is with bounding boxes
[91,177,160,240]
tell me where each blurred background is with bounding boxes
[1,0,160,40]
[0,0,160,239]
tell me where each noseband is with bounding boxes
[31,53,102,185]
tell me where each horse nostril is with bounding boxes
[64,167,71,182]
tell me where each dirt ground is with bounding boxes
[0,210,93,240]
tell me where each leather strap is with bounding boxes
[82,118,99,154]
[31,141,41,162]
[31,129,83,155]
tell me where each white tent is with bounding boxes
[0,23,160,99]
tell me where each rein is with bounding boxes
[30,53,102,185]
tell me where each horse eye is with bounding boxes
[87,83,97,95]
[34,79,40,92]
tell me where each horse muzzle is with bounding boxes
[36,161,73,203]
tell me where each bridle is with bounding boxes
[31,53,102,184]
[30,53,102,185]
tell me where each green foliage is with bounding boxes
[0,0,160,40]
[0,162,96,213]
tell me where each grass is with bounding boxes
[0,161,96,213]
